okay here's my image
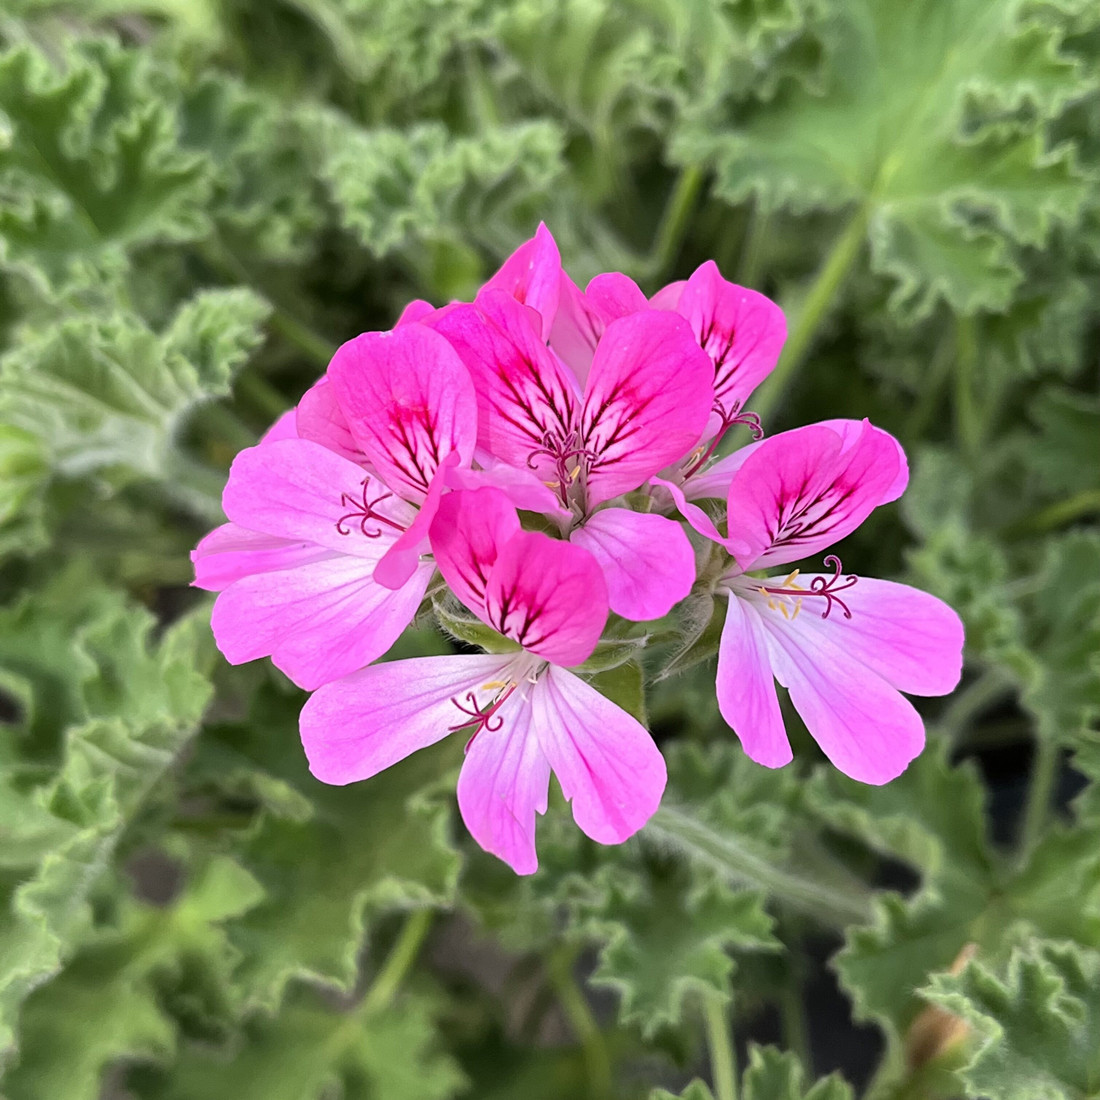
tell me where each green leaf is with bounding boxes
[676,0,1093,316]
[0,39,212,293]
[651,1047,854,1100]
[922,941,1100,1100]
[586,859,776,1037]
[192,683,461,1011]
[0,581,213,1064]
[131,985,464,1100]
[2,855,264,1100]
[0,287,268,507]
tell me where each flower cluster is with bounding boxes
[193,225,964,874]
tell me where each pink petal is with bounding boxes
[584,272,648,321]
[485,530,608,667]
[457,699,551,875]
[296,377,362,463]
[483,223,562,340]
[570,508,695,621]
[191,523,328,592]
[757,599,926,784]
[681,439,764,501]
[261,409,299,443]
[211,554,431,690]
[726,421,906,571]
[446,454,572,520]
[548,272,603,387]
[328,325,477,505]
[650,475,754,563]
[649,279,687,311]
[372,452,459,590]
[300,652,511,783]
[222,439,413,556]
[432,290,581,475]
[396,299,436,326]
[814,417,910,503]
[430,486,522,617]
[716,595,791,768]
[580,311,713,506]
[531,666,666,844]
[676,261,787,414]
[769,576,963,697]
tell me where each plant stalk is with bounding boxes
[703,994,738,1100]
[362,909,433,1015]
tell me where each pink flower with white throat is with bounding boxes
[673,420,964,784]
[191,323,477,690]
[300,487,667,874]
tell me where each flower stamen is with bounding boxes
[759,555,857,620]
[335,478,407,538]
[681,399,765,480]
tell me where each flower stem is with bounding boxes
[547,946,613,1098]
[647,806,872,927]
[703,993,738,1100]
[1019,738,1060,856]
[1000,489,1100,540]
[362,909,433,1015]
[647,165,706,278]
[753,206,870,424]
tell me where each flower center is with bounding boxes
[448,660,545,749]
[527,429,599,508]
[681,399,764,481]
[741,555,858,621]
[335,477,408,538]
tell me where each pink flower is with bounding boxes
[191,323,477,690]
[299,487,667,874]
[431,289,713,621]
[667,420,964,784]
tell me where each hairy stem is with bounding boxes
[647,165,706,277]
[1019,738,1060,856]
[703,994,738,1100]
[1001,489,1100,540]
[647,806,872,927]
[362,909,433,1015]
[547,946,613,1098]
[753,206,870,424]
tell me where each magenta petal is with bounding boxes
[191,523,328,592]
[581,311,713,506]
[396,298,437,326]
[774,577,964,697]
[650,475,754,563]
[430,486,522,617]
[222,439,412,556]
[457,700,551,875]
[649,279,687,311]
[373,452,460,590]
[483,223,562,340]
[727,421,907,571]
[570,508,695,621]
[300,652,510,783]
[485,531,608,667]
[682,441,762,501]
[261,408,299,443]
[212,554,431,690]
[328,325,477,505]
[759,605,925,784]
[584,272,648,321]
[716,596,791,768]
[548,272,603,387]
[676,261,787,414]
[296,377,361,463]
[813,417,910,503]
[446,455,571,520]
[531,667,666,844]
[432,290,581,473]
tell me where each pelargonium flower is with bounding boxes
[191,323,478,689]
[663,420,964,784]
[300,487,667,873]
[431,291,714,621]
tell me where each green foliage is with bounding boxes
[922,941,1100,1100]
[0,1,1098,1097]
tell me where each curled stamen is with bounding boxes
[335,478,406,538]
[682,399,765,479]
[526,430,600,504]
[448,681,519,748]
[759,554,858,620]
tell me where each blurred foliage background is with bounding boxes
[0,1,1099,1098]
